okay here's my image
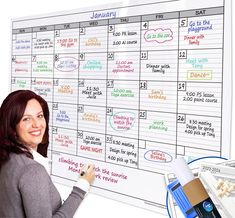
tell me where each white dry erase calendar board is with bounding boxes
[10,0,232,215]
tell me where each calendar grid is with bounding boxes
[11,2,230,214]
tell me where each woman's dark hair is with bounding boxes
[0,90,49,168]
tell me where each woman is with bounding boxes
[0,90,95,217]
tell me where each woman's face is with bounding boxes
[16,99,46,150]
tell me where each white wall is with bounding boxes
[0,1,234,218]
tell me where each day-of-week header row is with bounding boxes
[13,6,223,34]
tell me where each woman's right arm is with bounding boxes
[19,163,94,218]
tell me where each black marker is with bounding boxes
[80,171,85,176]
[80,165,90,176]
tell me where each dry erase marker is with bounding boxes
[80,164,90,176]
[171,157,222,218]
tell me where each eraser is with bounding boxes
[167,179,197,218]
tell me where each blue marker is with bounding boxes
[167,179,197,218]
